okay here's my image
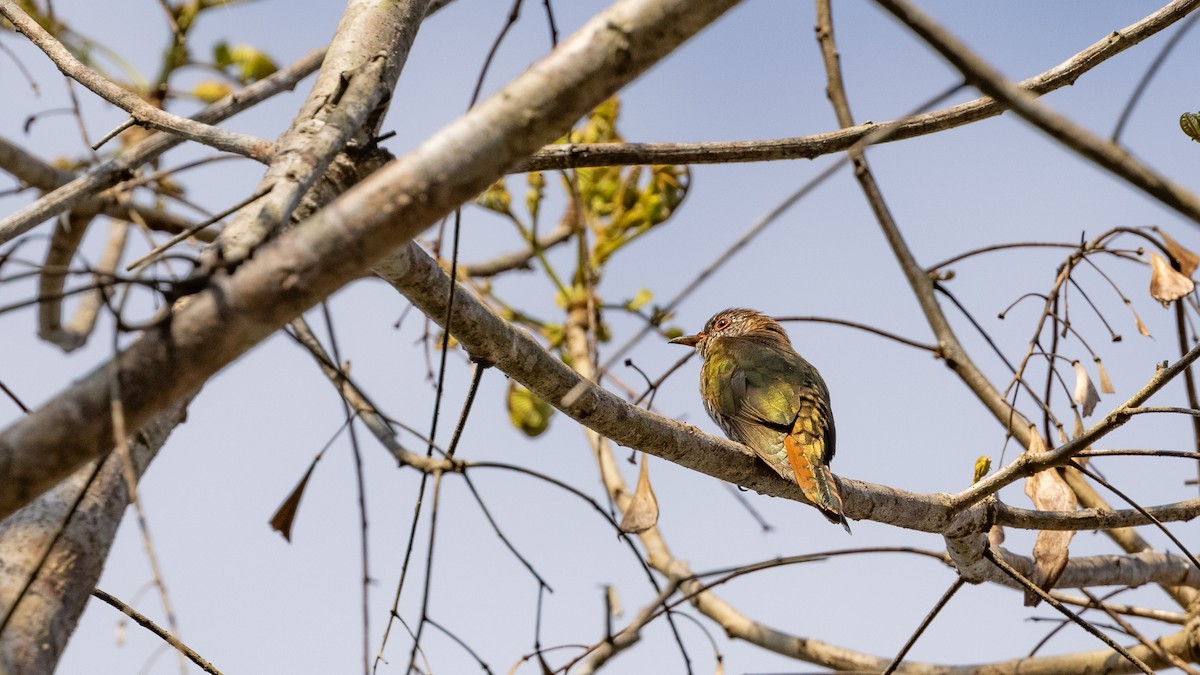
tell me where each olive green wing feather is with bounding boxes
[705,338,836,462]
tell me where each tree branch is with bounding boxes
[875,0,1200,227]
[0,0,273,162]
[0,400,188,675]
[205,0,429,268]
[0,0,743,520]
[514,0,1200,172]
[0,47,325,246]
[995,497,1200,530]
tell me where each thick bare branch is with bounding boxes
[206,0,429,267]
[0,0,743,520]
[0,401,188,675]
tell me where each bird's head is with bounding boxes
[669,308,790,355]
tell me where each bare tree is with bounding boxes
[0,1,1198,674]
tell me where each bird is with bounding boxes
[671,308,851,533]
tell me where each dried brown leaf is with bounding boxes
[1149,251,1195,307]
[1022,467,1077,606]
[269,457,320,542]
[1156,228,1200,277]
[1026,528,1075,607]
[1072,360,1100,417]
[1094,357,1115,394]
[619,453,659,533]
[1132,305,1151,338]
[1025,426,1047,456]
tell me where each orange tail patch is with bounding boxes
[784,432,851,533]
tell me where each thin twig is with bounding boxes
[90,588,222,675]
[126,186,273,271]
[875,0,1200,226]
[880,577,966,675]
[319,302,372,675]
[774,315,937,353]
[0,46,325,245]
[1081,589,1200,675]
[0,0,272,161]
[982,547,1154,675]
[1069,460,1200,572]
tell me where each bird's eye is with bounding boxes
[713,317,729,331]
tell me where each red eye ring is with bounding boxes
[714,317,729,330]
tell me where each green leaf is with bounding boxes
[526,171,545,223]
[626,288,653,311]
[221,43,277,82]
[477,179,513,216]
[193,80,232,103]
[507,382,554,437]
[213,41,232,68]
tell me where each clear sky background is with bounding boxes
[2,1,1198,673]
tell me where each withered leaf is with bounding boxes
[619,453,659,533]
[1022,467,1077,606]
[1025,426,1047,456]
[1149,251,1195,307]
[1182,112,1200,142]
[1072,361,1100,417]
[1155,228,1200,277]
[1094,357,1115,394]
[1132,312,1152,338]
[269,456,321,542]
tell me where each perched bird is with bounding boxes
[671,308,850,533]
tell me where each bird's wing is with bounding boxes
[708,338,836,462]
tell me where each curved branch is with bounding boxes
[513,0,1200,173]
[0,0,744,520]
[875,0,1200,226]
[375,241,955,531]
[459,223,573,277]
[774,315,937,353]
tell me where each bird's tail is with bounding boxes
[784,433,851,534]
